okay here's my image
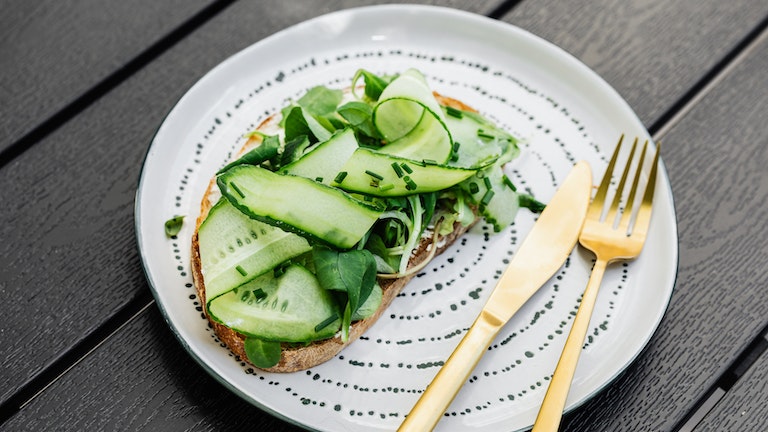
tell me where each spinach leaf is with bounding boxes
[297,86,343,116]
[244,337,282,368]
[312,247,377,315]
[364,233,399,273]
[283,106,332,144]
[280,134,311,167]
[217,134,280,173]
[337,101,380,140]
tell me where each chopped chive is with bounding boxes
[483,177,493,190]
[229,182,246,198]
[391,162,404,178]
[502,174,517,191]
[369,179,380,188]
[274,264,288,278]
[404,176,418,191]
[236,265,248,276]
[481,189,495,206]
[252,288,267,300]
[401,163,413,174]
[379,183,394,191]
[334,171,348,183]
[365,170,384,180]
[446,106,464,119]
[519,194,546,213]
[450,141,461,162]
[469,182,480,194]
[314,314,339,332]
[477,129,496,140]
[422,159,438,166]
[315,176,324,183]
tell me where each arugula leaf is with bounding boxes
[244,337,282,368]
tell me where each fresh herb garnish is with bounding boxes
[164,215,184,237]
[352,69,393,101]
[244,337,282,368]
[312,247,378,342]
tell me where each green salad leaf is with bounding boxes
[312,247,378,341]
[164,215,184,237]
[244,337,282,368]
[352,69,393,101]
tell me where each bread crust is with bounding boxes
[191,92,477,372]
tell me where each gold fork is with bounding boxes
[532,135,660,431]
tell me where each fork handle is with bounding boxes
[532,258,609,432]
[398,310,503,432]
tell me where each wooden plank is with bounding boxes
[560,21,768,432]
[1,308,306,431]
[0,0,504,412]
[502,0,768,132]
[0,0,217,155]
[696,333,768,430]
[4,0,768,430]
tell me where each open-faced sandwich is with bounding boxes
[190,68,543,372]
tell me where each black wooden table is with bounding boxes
[2,1,768,430]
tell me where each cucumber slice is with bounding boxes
[198,198,312,302]
[461,143,521,231]
[373,69,453,163]
[280,128,359,184]
[218,165,382,249]
[443,109,505,169]
[208,264,341,342]
[332,147,476,196]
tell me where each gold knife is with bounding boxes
[397,161,592,432]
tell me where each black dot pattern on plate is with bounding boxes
[163,46,628,427]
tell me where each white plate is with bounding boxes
[136,5,677,431]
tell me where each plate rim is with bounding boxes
[135,4,679,431]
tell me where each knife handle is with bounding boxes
[398,310,503,432]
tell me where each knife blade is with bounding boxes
[398,160,592,432]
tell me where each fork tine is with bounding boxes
[605,137,639,223]
[618,140,648,231]
[630,142,660,238]
[587,134,624,220]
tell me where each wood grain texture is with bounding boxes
[2,307,306,432]
[4,0,768,430]
[560,23,768,432]
[0,0,216,153]
[502,0,768,131]
[696,337,768,430]
[0,0,504,414]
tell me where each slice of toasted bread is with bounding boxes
[191,92,477,372]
